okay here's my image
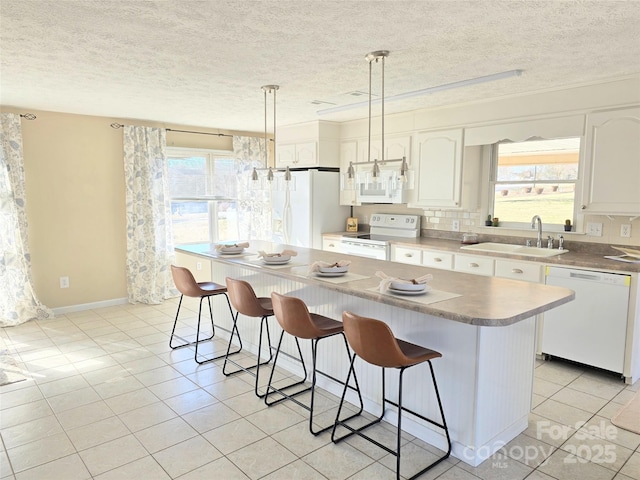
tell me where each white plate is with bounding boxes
[318,266,349,274]
[262,258,291,265]
[390,281,426,291]
[219,250,244,255]
[316,271,347,277]
[388,286,430,296]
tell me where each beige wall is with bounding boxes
[0,107,258,308]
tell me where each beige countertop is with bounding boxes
[324,232,640,273]
[177,241,575,327]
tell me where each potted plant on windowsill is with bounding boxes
[564,219,572,232]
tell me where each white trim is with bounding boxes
[52,297,128,315]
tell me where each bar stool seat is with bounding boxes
[169,265,240,364]
[332,311,451,480]
[264,292,363,436]
[223,277,274,397]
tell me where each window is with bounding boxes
[490,138,580,228]
[167,148,239,244]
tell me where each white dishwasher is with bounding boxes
[542,266,631,374]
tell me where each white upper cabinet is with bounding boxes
[275,121,340,168]
[408,128,464,208]
[580,107,640,215]
[357,136,410,164]
[276,141,317,167]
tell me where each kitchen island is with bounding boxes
[176,241,574,466]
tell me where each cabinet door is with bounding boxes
[385,136,411,165]
[357,139,382,163]
[581,107,640,215]
[410,129,463,208]
[323,237,342,253]
[391,245,422,265]
[453,254,494,276]
[339,141,359,206]
[495,259,543,283]
[276,144,296,167]
[295,142,317,166]
[422,250,454,270]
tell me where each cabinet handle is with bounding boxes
[329,243,335,247]
[512,268,524,274]
[581,205,586,210]
[469,262,479,268]
[434,258,442,262]
[404,253,413,257]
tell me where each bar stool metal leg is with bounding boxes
[265,330,364,436]
[333,311,451,480]
[222,312,274,397]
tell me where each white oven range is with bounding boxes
[339,214,420,260]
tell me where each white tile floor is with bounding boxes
[1,299,639,479]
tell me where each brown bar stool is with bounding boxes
[264,292,363,435]
[332,311,451,480]
[222,277,274,397]
[169,265,240,364]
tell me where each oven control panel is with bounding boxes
[369,214,420,238]
[369,214,420,229]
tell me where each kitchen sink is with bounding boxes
[460,242,569,257]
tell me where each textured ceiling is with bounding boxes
[1,0,639,132]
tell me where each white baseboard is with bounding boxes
[52,297,129,315]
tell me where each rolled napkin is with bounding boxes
[215,242,250,252]
[375,271,433,293]
[309,260,352,273]
[256,249,298,259]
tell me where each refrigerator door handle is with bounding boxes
[283,188,292,244]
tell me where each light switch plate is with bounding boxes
[587,222,603,236]
[452,220,460,232]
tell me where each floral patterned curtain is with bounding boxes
[0,113,53,326]
[233,136,272,241]
[123,126,176,304]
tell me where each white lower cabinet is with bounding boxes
[391,245,422,265]
[422,250,454,270]
[495,259,543,283]
[453,253,495,276]
[322,237,342,253]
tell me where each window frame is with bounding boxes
[167,147,237,245]
[487,137,581,232]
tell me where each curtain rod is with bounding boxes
[110,123,233,138]
[20,113,36,120]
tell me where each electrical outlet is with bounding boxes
[196,262,202,271]
[621,224,632,238]
[59,276,69,288]
[451,220,460,232]
[587,222,603,237]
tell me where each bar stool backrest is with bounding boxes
[271,292,322,340]
[342,311,409,368]
[171,265,206,298]
[226,277,267,317]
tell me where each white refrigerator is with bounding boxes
[270,169,349,249]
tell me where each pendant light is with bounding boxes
[250,85,294,191]
[342,50,412,192]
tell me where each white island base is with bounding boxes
[200,262,537,467]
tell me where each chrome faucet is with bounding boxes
[531,215,543,248]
